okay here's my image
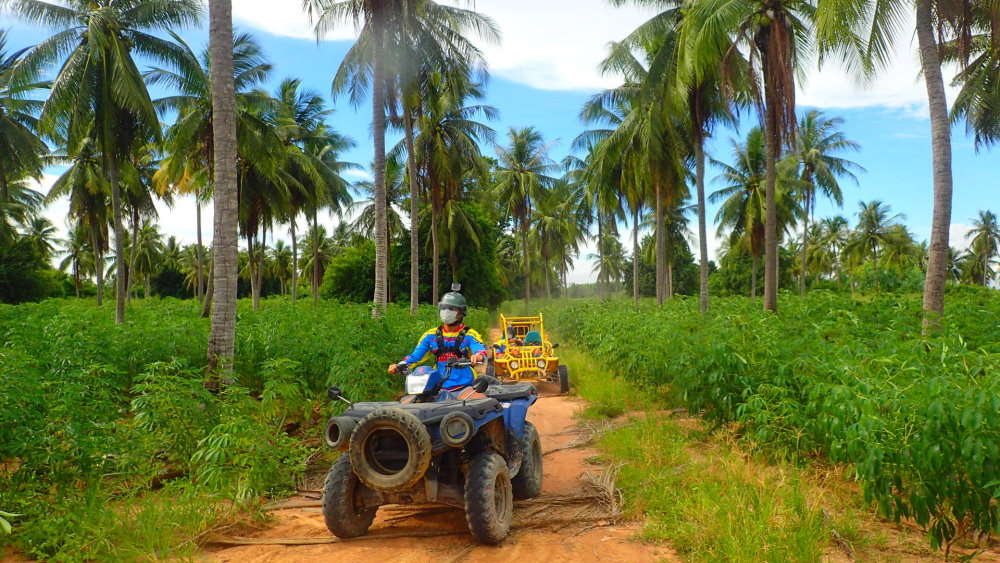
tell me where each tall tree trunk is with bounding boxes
[431,210,440,304]
[250,230,260,311]
[751,253,759,298]
[127,207,139,303]
[290,217,298,304]
[632,207,639,303]
[596,217,605,300]
[763,103,779,313]
[916,0,953,332]
[522,216,531,303]
[544,248,551,299]
[202,269,214,318]
[73,263,80,298]
[695,138,710,313]
[667,260,674,299]
[404,108,420,314]
[109,162,126,324]
[90,224,104,306]
[655,182,665,305]
[312,211,320,303]
[196,198,204,302]
[799,185,812,295]
[207,0,239,373]
[145,276,150,299]
[371,18,388,318]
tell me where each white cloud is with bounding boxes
[950,223,974,252]
[232,0,350,41]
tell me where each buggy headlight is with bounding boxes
[510,360,520,370]
[536,360,546,369]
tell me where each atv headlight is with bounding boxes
[510,360,520,370]
[405,373,431,395]
[536,359,546,369]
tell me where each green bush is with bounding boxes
[540,289,1000,550]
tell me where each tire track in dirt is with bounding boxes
[204,332,676,563]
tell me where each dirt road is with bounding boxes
[204,387,676,563]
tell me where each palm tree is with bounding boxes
[300,223,335,299]
[351,157,406,242]
[711,127,800,298]
[268,240,293,295]
[148,30,274,304]
[129,221,163,298]
[47,138,109,304]
[843,200,905,267]
[815,0,993,329]
[402,73,495,301]
[0,30,46,206]
[791,110,863,294]
[588,233,629,293]
[23,216,58,263]
[59,225,94,298]
[7,0,201,324]
[304,0,499,316]
[965,210,1000,286]
[207,0,239,372]
[687,0,814,312]
[495,127,558,303]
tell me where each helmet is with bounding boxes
[438,283,467,313]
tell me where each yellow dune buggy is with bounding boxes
[487,314,569,393]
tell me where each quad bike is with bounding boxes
[321,359,542,544]
[488,314,570,393]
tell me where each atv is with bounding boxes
[321,359,542,544]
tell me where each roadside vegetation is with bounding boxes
[0,298,486,560]
[519,287,1000,557]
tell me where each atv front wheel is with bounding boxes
[465,452,513,544]
[558,365,570,394]
[512,422,542,499]
[322,456,377,538]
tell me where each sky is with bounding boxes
[3,1,998,285]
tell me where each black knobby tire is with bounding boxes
[485,357,495,377]
[322,456,377,538]
[464,452,514,545]
[558,365,570,394]
[512,422,542,500]
[349,407,432,492]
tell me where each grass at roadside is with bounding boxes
[555,332,946,562]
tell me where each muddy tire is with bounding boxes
[322,456,377,538]
[512,422,542,499]
[349,407,432,492]
[558,365,570,394]
[485,357,495,377]
[465,452,514,545]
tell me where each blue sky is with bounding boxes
[3,1,998,284]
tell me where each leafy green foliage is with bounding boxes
[542,289,1000,550]
[0,298,483,560]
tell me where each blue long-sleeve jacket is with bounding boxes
[402,324,487,389]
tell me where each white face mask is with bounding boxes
[440,309,460,325]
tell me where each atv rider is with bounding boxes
[387,287,488,391]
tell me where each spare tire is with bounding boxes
[349,407,432,492]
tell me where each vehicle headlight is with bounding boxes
[510,361,520,370]
[536,360,546,369]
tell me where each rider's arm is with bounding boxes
[464,329,488,363]
[402,331,435,366]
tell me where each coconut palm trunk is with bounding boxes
[404,109,419,314]
[915,0,953,332]
[312,210,320,303]
[196,198,204,302]
[290,218,298,304]
[90,225,104,306]
[249,230,260,311]
[207,0,239,373]
[655,181,665,305]
[108,162,127,324]
[695,139,710,313]
[521,215,531,303]
[371,18,388,317]
[128,207,140,302]
[798,188,811,295]
[431,210,440,303]
[751,253,759,298]
[763,102,779,312]
[632,207,639,303]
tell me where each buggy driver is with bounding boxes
[387,286,488,390]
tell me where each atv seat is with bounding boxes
[524,331,542,345]
[484,382,537,401]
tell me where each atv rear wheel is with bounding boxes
[465,452,513,544]
[349,407,432,492]
[558,365,570,394]
[512,422,542,499]
[322,456,377,538]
